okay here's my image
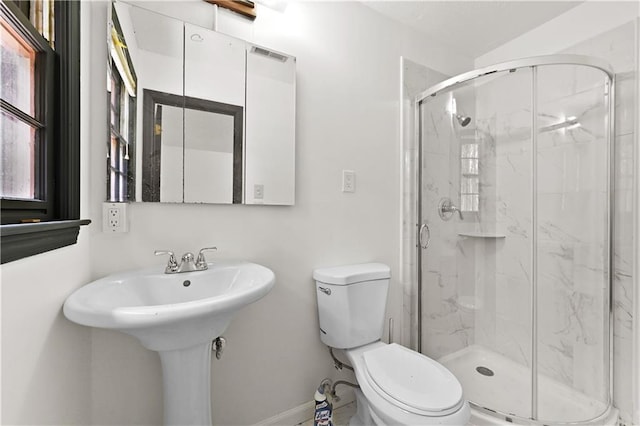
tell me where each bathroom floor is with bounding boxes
[297,402,356,426]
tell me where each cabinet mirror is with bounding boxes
[108,1,296,205]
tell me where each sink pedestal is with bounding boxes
[159,342,213,426]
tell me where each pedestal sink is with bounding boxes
[63,260,275,425]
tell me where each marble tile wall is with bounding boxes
[420,95,477,358]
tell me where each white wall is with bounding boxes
[86,2,472,425]
[1,246,93,425]
[0,4,95,424]
[475,1,639,68]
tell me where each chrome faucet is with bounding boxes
[438,198,464,221]
[155,247,217,274]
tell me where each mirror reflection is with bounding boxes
[107,1,296,205]
[141,90,243,203]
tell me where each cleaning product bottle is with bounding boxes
[313,383,333,426]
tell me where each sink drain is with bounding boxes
[476,366,494,376]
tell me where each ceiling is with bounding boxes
[362,1,583,58]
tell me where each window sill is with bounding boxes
[1,219,91,264]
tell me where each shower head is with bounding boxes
[456,114,471,127]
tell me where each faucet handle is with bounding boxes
[155,250,179,272]
[438,198,464,221]
[196,247,217,269]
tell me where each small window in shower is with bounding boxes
[460,142,479,212]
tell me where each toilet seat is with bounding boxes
[361,343,464,416]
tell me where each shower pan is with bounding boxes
[415,55,616,425]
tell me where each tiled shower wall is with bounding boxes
[401,20,638,423]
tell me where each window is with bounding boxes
[0,0,88,264]
[460,142,479,212]
[1,24,37,199]
[1,1,54,222]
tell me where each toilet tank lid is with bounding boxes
[313,263,390,285]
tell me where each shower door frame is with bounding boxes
[414,54,615,424]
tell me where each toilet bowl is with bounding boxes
[313,263,470,426]
[345,342,470,425]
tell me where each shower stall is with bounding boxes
[415,55,615,424]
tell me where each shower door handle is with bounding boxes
[419,223,431,249]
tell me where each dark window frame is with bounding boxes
[107,6,136,203]
[107,63,136,202]
[1,0,90,264]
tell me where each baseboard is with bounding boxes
[254,392,355,426]
[253,400,316,426]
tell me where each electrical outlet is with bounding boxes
[103,202,128,233]
[254,184,264,200]
[342,170,356,193]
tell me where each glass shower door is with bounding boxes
[418,58,613,424]
[419,67,535,419]
[534,64,611,423]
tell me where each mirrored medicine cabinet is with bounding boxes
[107,1,296,205]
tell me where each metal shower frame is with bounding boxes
[414,54,615,425]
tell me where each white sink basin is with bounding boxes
[63,260,275,425]
[64,260,274,350]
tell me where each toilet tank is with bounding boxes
[313,263,390,349]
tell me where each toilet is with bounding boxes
[313,263,470,426]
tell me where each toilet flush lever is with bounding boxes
[212,336,226,360]
[318,287,331,296]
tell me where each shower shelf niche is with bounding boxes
[458,232,506,238]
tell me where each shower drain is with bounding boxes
[476,366,494,376]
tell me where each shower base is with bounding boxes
[438,345,618,425]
